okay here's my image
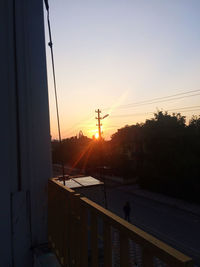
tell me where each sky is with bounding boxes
[45,0,200,140]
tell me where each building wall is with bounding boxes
[0,0,51,266]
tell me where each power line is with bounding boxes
[107,108,200,130]
[103,89,200,111]
[110,106,200,119]
[118,89,200,108]
[44,0,66,184]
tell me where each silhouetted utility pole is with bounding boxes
[95,109,109,139]
[95,109,109,208]
[95,109,102,139]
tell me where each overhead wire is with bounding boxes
[102,89,200,111]
[44,0,66,184]
[116,89,200,108]
[111,105,200,118]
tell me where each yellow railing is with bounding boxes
[48,178,194,267]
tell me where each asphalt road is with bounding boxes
[106,185,200,266]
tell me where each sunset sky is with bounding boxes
[45,0,200,140]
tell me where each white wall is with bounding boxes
[0,0,51,266]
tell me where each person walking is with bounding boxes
[123,201,131,222]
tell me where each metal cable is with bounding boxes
[103,89,200,111]
[44,1,66,185]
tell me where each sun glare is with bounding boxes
[95,132,99,139]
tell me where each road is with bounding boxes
[106,185,200,266]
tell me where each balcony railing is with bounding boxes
[48,178,193,267]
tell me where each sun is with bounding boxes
[95,132,99,139]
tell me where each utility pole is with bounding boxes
[95,109,102,139]
[95,109,109,139]
[95,109,109,208]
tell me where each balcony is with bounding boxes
[48,178,194,267]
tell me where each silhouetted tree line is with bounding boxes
[52,111,200,203]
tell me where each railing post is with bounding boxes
[91,211,98,267]
[103,220,112,267]
[63,192,70,267]
[120,233,130,267]
[142,247,154,267]
[70,192,79,266]
[74,193,81,267]
[53,186,61,258]
[58,192,66,265]
[65,192,74,266]
[80,202,88,266]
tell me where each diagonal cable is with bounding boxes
[44,0,66,184]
